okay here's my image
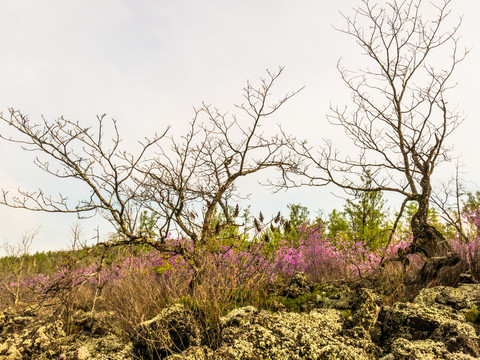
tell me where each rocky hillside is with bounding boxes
[1,275,479,359]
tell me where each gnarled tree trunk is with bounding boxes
[409,212,460,285]
[402,188,460,285]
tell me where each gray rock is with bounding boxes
[281,272,314,298]
[380,298,480,357]
[0,307,134,360]
[3,283,480,360]
[386,337,479,360]
[351,288,382,331]
[161,284,480,359]
[132,303,202,360]
[214,305,379,359]
[413,284,480,311]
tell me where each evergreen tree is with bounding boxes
[344,189,389,249]
[327,175,390,249]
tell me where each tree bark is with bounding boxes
[405,210,460,285]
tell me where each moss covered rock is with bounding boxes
[379,285,480,358]
[413,284,480,311]
[2,283,480,360]
[208,306,378,359]
[0,307,134,360]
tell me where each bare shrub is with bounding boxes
[0,228,38,308]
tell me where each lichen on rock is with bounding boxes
[132,303,202,359]
[214,305,378,359]
[379,284,480,358]
[2,282,480,359]
[0,307,135,360]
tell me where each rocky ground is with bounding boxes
[1,274,479,359]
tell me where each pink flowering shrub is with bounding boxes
[279,223,346,281]
[9,209,480,314]
[449,209,480,278]
[21,230,411,297]
[272,223,421,282]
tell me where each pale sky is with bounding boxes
[1,0,479,254]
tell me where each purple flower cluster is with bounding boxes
[449,209,480,266]
[12,211,480,295]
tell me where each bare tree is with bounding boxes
[0,111,175,250]
[140,67,301,286]
[0,68,300,288]
[287,0,468,284]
